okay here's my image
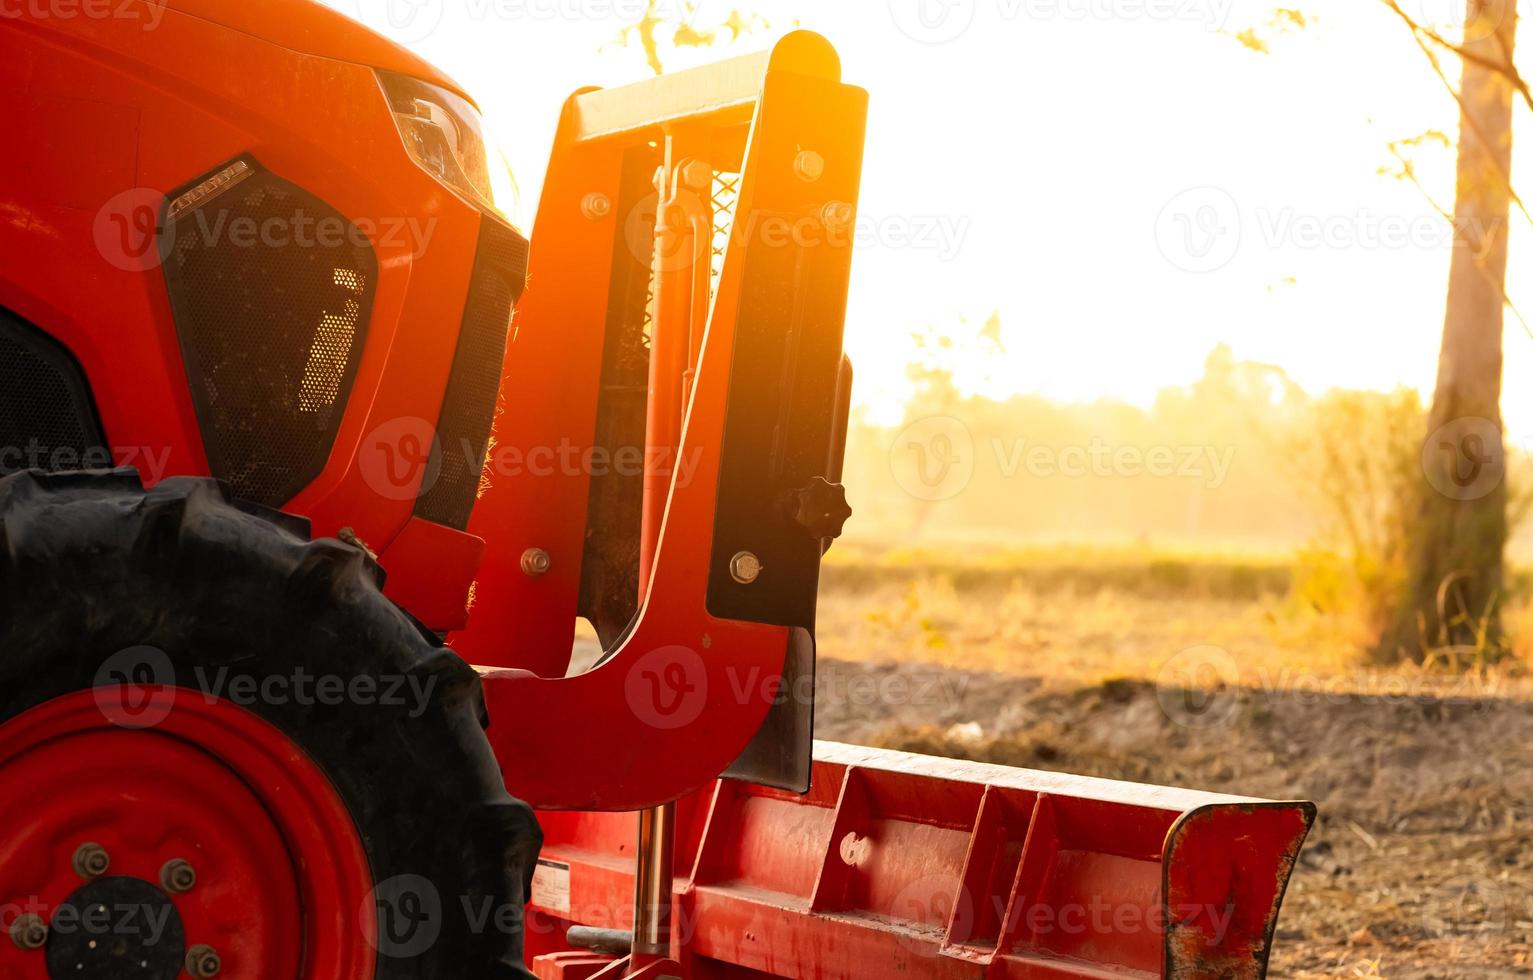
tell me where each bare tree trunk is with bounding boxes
[1378,0,1517,663]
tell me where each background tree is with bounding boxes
[1378,0,1520,664]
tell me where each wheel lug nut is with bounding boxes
[72,842,110,878]
[9,913,47,951]
[186,944,221,978]
[160,858,197,894]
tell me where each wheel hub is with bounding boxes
[0,690,377,980]
[45,877,186,980]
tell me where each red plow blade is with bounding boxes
[528,742,1314,980]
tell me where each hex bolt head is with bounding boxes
[9,914,47,951]
[793,150,826,183]
[186,944,221,978]
[520,548,552,578]
[160,859,197,894]
[729,551,763,585]
[821,201,855,234]
[678,158,713,192]
[72,843,110,879]
[580,192,612,221]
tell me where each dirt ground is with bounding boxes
[812,566,1533,978]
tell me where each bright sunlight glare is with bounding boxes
[325,0,1533,444]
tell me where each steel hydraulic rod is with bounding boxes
[631,151,710,967]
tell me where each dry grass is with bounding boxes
[820,541,1532,688]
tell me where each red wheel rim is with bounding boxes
[0,689,376,979]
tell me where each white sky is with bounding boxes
[329,0,1533,439]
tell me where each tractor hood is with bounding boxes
[162,0,474,103]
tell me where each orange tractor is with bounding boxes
[0,4,1313,978]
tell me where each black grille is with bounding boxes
[414,217,529,529]
[161,157,376,507]
[0,310,107,476]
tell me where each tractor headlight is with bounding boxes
[378,71,517,219]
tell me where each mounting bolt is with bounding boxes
[520,548,552,578]
[160,859,197,894]
[185,945,221,978]
[580,192,612,221]
[9,914,47,951]
[729,551,763,585]
[793,150,826,183]
[821,201,855,234]
[72,843,110,879]
[678,158,713,192]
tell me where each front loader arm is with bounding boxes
[459,32,865,811]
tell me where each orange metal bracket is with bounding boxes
[467,33,866,812]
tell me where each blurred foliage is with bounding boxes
[1228,7,1313,54]
[840,330,1531,661]
[1285,388,1423,643]
[610,0,771,75]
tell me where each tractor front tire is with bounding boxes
[0,469,540,980]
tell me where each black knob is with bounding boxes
[785,477,853,542]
